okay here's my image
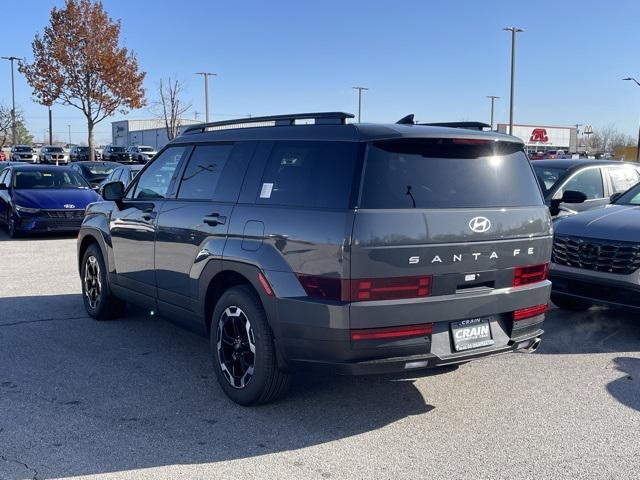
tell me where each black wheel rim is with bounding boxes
[216,306,256,389]
[84,255,102,310]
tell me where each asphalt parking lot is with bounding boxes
[1,231,639,480]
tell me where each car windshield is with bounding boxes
[45,147,64,153]
[110,147,125,153]
[15,146,33,153]
[13,170,89,189]
[614,184,640,205]
[76,147,89,153]
[361,139,544,209]
[138,147,154,152]
[81,164,116,175]
[533,166,568,195]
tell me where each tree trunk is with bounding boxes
[87,119,95,162]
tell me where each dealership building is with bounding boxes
[497,124,577,154]
[111,118,201,149]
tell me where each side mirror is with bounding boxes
[102,181,125,201]
[610,192,623,204]
[561,190,587,204]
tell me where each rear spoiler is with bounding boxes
[396,115,491,131]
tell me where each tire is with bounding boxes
[551,293,592,312]
[81,244,126,320]
[210,285,291,406]
[7,211,20,238]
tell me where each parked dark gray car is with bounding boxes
[532,159,640,218]
[77,112,552,405]
[550,182,640,311]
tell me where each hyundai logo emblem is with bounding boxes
[469,216,491,233]
[63,204,76,209]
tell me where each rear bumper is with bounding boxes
[273,280,550,375]
[550,263,640,309]
[288,330,543,375]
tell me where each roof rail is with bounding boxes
[182,112,355,135]
[419,121,491,131]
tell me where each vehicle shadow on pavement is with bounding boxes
[0,231,77,242]
[0,293,436,479]
[538,305,640,355]
[606,357,640,412]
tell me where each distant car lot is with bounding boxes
[0,231,638,480]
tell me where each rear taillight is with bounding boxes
[513,304,548,321]
[350,276,431,301]
[350,323,433,341]
[513,263,548,287]
[296,275,432,302]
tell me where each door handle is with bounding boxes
[203,213,226,226]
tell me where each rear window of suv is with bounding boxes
[360,139,543,209]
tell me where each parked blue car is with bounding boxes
[0,165,101,237]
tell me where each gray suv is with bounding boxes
[77,112,552,405]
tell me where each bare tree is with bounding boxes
[0,105,29,147]
[588,124,635,152]
[155,78,191,141]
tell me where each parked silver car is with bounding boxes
[126,145,157,163]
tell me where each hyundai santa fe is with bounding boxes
[77,112,552,405]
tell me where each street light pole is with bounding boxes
[623,77,640,162]
[67,124,71,145]
[487,96,500,130]
[352,86,369,123]
[1,56,19,145]
[503,27,524,135]
[195,72,217,123]
[574,123,582,155]
[48,105,52,145]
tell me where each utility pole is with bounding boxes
[623,77,640,162]
[574,123,582,155]
[352,86,369,123]
[67,124,71,146]
[195,72,217,123]
[503,27,524,134]
[487,96,500,130]
[1,56,19,145]
[48,105,52,145]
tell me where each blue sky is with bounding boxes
[2,0,640,144]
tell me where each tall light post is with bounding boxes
[67,124,72,145]
[503,27,524,135]
[574,123,582,155]
[623,77,640,162]
[352,86,369,123]
[487,95,500,130]
[1,56,19,145]
[48,105,52,145]
[195,72,217,123]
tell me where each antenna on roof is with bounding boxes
[396,114,415,125]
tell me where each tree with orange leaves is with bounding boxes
[20,0,146,160]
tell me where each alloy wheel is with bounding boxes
[84,256,102,310]
[216,306,256,389]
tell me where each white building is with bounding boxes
[111,119,201,149]
[497,123,577,154]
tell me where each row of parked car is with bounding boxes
[0,144,157,164]
[0,161,143,237]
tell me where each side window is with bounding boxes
[177,144,234,200]
[561,168,604,200]
[256,141,359,209]
[0,170,8,186]
[608,167,639,194]
[129,146,188,200]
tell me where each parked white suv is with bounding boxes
[127,145,157,163]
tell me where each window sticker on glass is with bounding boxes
[260,182,274,198]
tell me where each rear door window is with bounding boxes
[608,166,640,194]
[559,168,604,200]
[360,139,543,209]
[177,144,233,200]
[256,141,359,209]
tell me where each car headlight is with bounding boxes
[15,205,40,214]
